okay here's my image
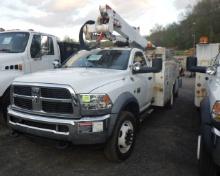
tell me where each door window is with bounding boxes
[30,35,41,58]
[41,36,54,55]
[30,35,54,59]
[133,52,147,66]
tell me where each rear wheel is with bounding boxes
[174,80,179,98]
[104,111,136,162]
[198,135,217,176]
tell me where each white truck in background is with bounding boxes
[187,42,220,176]
[193,43,220,107]
[7,5,180,161]
[0,30,62,119]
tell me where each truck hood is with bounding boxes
[14,68,127,93]
[0,53,24,71]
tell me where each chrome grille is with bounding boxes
[14,97,32,110]
[42,101,73,114]
[12,84,77,118]
[41,87,71,99]
[14,86,31,96]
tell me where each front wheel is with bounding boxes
[198,135,217,176]
[174,80,179,98]
[104,111,136,162]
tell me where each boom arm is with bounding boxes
[83,4,149,49]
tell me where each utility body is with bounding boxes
[7,5,180,161]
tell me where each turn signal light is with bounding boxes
[212,101,220,121]
[199,36,209,44]
[18,64,23,70]
[146,42,153,48]
[103,95,111,105]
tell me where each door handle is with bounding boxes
[148,77,152,80]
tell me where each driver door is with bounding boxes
[132,52,153,110]
[29,35,56,73]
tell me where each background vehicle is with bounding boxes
[187,41,220,175]
[0,30,79,119]
[7,5,180,161]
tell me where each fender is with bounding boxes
[0,86,10,113]
[107,92,139,137]
[200,97,212,125]
[0,71,23,97]
[111,92,139,115]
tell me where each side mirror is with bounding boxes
[53,60,61,68]
[132,62,141,72]
[186,57,207,73]
[133,58,162,74]
[206,66,217,75]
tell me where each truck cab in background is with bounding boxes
[0,30,61,119]
[187,42,220,176]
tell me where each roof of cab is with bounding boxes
[0,30,57,38]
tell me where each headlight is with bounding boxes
[212,101,220,121]
[79,94,113,116]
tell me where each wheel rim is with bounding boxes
[197,135,202,160]
[118,120,134,154]
[170,91,174,105]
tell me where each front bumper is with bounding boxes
[8,107,114,144]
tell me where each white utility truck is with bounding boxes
[7,5,180,161]
[187,42,220,175]
[0,30,62,119]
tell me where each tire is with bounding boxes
[174,90,179,98]
[174,82,179,98]
[173,79,179,98]
[198,135,217,176]
[104,111,137,162]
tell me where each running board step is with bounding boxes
[139,109,154,123]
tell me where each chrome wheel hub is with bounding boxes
[118,120,134,154]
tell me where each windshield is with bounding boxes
[0,32,29,53]
[63,49,130,70]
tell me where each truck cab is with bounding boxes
[0,30,61,118]
[187,43,220,176]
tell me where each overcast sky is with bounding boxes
[0,0,199,40]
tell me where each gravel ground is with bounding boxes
[0,77,199,176]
